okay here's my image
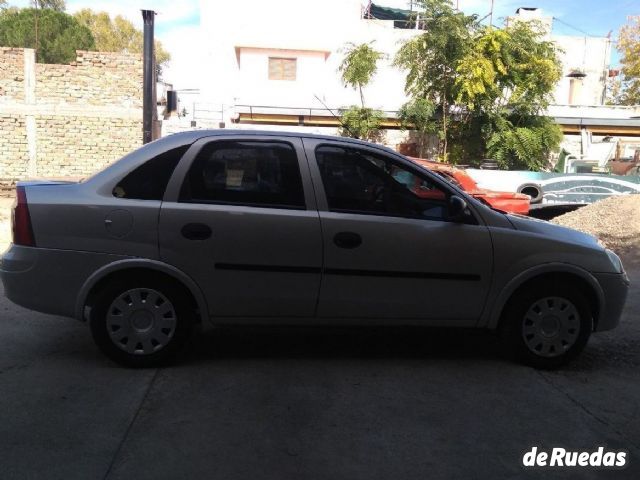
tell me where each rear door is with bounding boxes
[305,139,493,324]
[159,135,322,319]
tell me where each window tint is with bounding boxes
[315,145,451,221]
[180,141,305,209]
[113,145,188,200]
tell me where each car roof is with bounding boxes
[162,129,399,154]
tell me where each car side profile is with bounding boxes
[0,130,630,368]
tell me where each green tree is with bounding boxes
[394,0,476,159]
[338,106,385,142]
[32,0,65,10]
[398,98,437,157]
[339,42,384,107]
[74,8,171,77]
[455,22,563,169]
[0,8,94,63]
[338,42,385,141]
[395,0,562,169]
[613,15,640,105]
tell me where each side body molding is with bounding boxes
[74,258,210,323]
[483,262,605,329]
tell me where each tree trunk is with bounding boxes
[34,4,39,61]
[442,97,448,162]
[359,85,365,109]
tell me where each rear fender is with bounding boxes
[75,258,209,323]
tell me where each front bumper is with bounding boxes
[593,270,630,331]
[1,244,127,319]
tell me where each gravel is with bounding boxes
[552,194,640,255]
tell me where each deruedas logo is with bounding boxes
[523,447,628,468]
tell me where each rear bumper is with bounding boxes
[0,245,128,319]
[593,271,630,331]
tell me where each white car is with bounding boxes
[0,131,630,368]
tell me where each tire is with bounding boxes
[90,275,195,368]
[500,284,592,369]
[517,183,543,204]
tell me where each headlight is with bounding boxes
[605,249,623,273]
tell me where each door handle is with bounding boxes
[333,231,362,249]
[181,223,212,241]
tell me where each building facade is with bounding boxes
[181,2,639,158]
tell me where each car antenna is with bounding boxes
[313,94,358,139]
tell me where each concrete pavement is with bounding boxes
[0,255,639,479]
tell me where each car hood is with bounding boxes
[505,213,601,249]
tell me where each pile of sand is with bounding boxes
[552,194,640,254]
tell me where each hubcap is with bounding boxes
[106,288,177,356]
[522,296,580,358]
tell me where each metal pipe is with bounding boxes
[142,10,156,144]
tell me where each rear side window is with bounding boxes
[113,145,188,200]
[179,140,305,209]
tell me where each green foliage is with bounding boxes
[486,115,563,170]
[339,106,384,142]
[394,0,563,168]
[339,42,384,107]
[455,22,562,113]
[612,15,640,105]
[31,0,65,11]
[398,98,437,157]
[74,9,171,77]
[394,0,476,159]
[0,8,94,63]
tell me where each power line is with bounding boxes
[552,16,602,38]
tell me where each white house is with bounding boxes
[164,2,639,157]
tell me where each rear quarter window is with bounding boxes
[113,145,189,200]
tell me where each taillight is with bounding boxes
[12,186,36,247]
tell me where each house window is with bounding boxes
[268,57,297,81]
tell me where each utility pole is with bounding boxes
[142,10,156,144]
[489,0,495,27]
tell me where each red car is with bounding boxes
[408,157,531,215]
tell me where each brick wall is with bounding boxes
[0,48,143,191]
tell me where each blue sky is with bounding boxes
[6,0,638,87]
[386,0,638,64]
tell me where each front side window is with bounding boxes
[180,140,305,209]
[315,145,451,221]
[113,145,188,200]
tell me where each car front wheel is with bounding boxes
[501,284,592,369]
[90,276,194,367]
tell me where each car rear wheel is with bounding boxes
[500,284,592,369]
[90,277,194,367]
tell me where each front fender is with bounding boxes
[481,262,605,329]
[74,258,210,323]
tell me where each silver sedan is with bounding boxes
[0,130,629,368]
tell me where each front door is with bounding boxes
[159,136,322,319]
[305,140,493,323]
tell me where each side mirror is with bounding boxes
[448,195,467,221]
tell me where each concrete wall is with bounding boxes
[0,48,143,189]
